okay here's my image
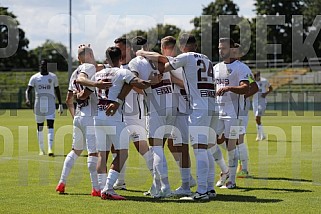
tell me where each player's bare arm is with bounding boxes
[216,80,249,96]
[262,85,273,98]
[76,73,112,89]
[25,86,33,107]
[105,83,132,116]
[65,90,75,118]
[245,82,259,99]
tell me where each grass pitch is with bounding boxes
[0,109,321,213]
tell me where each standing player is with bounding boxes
[252,71,273,141]
[81,46,151,200]
[160,36,195,196]
[129,36,176,198]
[214,38,250,189]
[138,33,217,200]
[56,45,108,196]
[233,44,258,178]
[25,59,63,156]
[113,37,153,190]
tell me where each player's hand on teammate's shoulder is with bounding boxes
[94,80,113,89]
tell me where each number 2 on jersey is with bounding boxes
[197,59,213,82]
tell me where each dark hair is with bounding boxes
[114,37,132,47]
[131,36,147,52]
[179,33,196,46]
[219,38,236,48]
[105,46,121,66]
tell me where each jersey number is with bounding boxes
[197,59,213,82]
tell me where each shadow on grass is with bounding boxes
[237,186,312,193]
[250,176,312,183]
[123,194,282,203]
[53,154,88,158]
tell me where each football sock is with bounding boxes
[48,128,54,150]
[37,130,44,152]
[228,149,239,184]
[112,153,126,184]
[153,146,170,190]
[59,150,78,184]
[237,143,248,171]
[103,169,119,193]
[207,149,215,191]
[142,150,154,173]
[98,173,107,191]
[87,156,99,190]
[212,146,229,173]
[193,148,209,194]
[179,167,191,190]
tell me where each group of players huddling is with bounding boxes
[53,33,265,201]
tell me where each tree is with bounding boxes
[122,24,182,53]
[254,0,305,63]
[191,0,241,61]
[302,0,321,59]
[0,6,29,70]
[29,40,68,71]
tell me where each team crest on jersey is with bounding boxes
[227,68,233,74]
[48,79,52,83]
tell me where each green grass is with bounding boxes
[0,110,321,213]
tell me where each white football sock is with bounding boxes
[112,153,126,184]
[228,149,239,184]
[237,143,248,171]
[153,146,170,190]
[37,130,44,152]
[98,173,107,191]
[87,156,99,190]
[59,150,78,184]
[207,149,215,192]
[102,169,119,193]
[212,146,229,173]
[193,148,209,194]
[142,150,154,173]
[48,128,54,150]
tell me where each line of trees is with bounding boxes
[1,0,321,71]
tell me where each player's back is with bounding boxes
[169,52,215,111]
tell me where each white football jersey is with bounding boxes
[167,56,190,114]
[69,64,97,117]
[214,60,251,118]
[92,67,135,118]
[28,72,59,113]
[121,63,145,119]
[129,56,174,113]
[168,52,215,111]
[253,77,270,103]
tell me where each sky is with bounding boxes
[2,0,255,61]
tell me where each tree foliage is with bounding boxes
[0,6,29,70]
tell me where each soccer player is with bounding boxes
[233,44,258,177]
[160,36,195,196]
[56,45,107,196]
[112,37,153,190]
[213,38,250,189]
[129,36,175,198]
[80,46,151,200]
[137,33,217,200]
[252,71,273,141]
[25,59,63,156]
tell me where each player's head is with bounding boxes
[178,33,197,53]
[40,59,49,75]
[114,37,133,63]
[218,38,236,60]
[161,36,177,57]
[105,46,121,67]
[78,44,94,63]
[254,71,261,81]
[131,36,148,53]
